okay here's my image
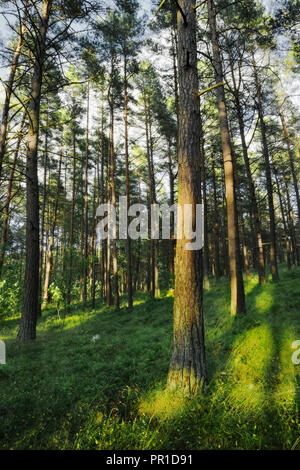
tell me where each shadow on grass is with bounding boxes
[0,291,173,449]
[1,268,299,450]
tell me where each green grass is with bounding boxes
[0,267,300,450]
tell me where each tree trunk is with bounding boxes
[42,149,62,308]
[207,0,246,314]
[252,50,279,281]
[124,59,133,308]
[0,1,27,181]
[168,0,206,394]
[66,130,76,307]
[229,52,265,283]
[0,114,25,278]
[83,82,90,311]
[211,153,221,280]
[200,108,210,289]
[279,109,300,235]
[17,0,52,342]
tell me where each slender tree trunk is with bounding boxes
[108,68,119,310]
[252,50,279,281]
[279,109,300,235]
[83,82,90,310]
[230,133,250,281]
[168,0,206,394]
[274,171,292,270]
[38,124,48,316]
[0,1,27,181]
[167,139,175,278]
[91,170,97,309]
[42,149,62,308]
[200,109,210,289]
[229,53,265,283]
[148,116,160,297]
[124,59,133,308]
[0,114,25,278]
[207,0,246,314]
[17,0,52,342]
[211,154,221,280]
[283,177,299,266]
[67,130,76,307]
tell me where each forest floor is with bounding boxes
[0,266,300,450]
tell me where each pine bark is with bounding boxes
[17,0,52,342]
[168,0,206,394]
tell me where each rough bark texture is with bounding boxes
[168,0,206,394]
[17,0,52,342]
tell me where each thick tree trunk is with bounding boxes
[207,0,245,314]
[168,0,206,394]
[17,0,52,342]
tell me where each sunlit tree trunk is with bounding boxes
[252,50,279,281]
[42,150,62,308]
[228,52,265,283]
[168,0,206,394]
[207,0,246,315]
[279,109,300,236]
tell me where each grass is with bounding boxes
[0,266,299,450]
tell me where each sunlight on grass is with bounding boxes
[1,269,300,450]
[255,290,274,314]
[273,326,297,410]
[219,324,274,416]
[139,388,186,421]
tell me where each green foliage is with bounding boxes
[0,268,299,449]
[0,262,23,319]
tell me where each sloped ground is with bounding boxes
[0,267,299,450]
